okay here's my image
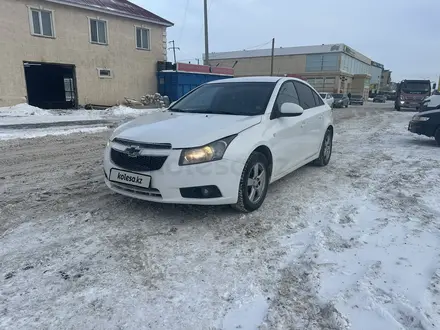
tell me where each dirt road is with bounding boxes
[1,103,439,330]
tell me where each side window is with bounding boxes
[294,82,318,110]
[274,81,300,111]
[312,90,325,106]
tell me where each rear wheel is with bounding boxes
[314,128,333,166]
[232,152,270,212]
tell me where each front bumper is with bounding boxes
[398,101,422,108]
[103,146,244,205]
[408,120,434,137]
[350,100,363,104]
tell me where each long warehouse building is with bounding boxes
[206,43,372,98]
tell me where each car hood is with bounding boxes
[111,111,262,148]
[418,108,440,116]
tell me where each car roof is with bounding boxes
[207,76,282,84]
[206,76,316,85]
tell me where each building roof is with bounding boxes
[208,43,371,65]
[45,0,173,26]
[208,44,346,60]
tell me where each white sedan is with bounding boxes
[104,77,334,212]
[320,92,335,108]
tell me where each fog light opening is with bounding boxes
[180,185,222,199]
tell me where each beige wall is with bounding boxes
[209,54,307,77]
[0,0,167,107]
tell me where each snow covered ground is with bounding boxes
[0,103,161,125]
[0,103,162,140]
[1,103,439,330]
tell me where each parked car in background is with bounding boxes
[333,94,349,108]
[408,108,440,145]
[103,77,334,212]
[320,93,334,108]
[419,95,440,112]
[373,95,387,103]
[350,95,364,105]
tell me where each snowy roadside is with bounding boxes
[0,103,162,126]
[0,103,162,140]
[1,105,440,329]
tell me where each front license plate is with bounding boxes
[109,168,151,188]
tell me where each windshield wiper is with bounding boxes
[168,108,188,113]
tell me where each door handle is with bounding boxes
[301,121,306,128]
[319,115,323,120]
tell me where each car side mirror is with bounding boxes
[280,102,304,116]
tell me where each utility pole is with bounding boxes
[195,58,200,65]
[203,0,209,65]
[168,40,180,64]
[270,38,275,76]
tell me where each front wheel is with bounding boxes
[314,129,333,166]
[232,152,270,212]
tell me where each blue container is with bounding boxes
[157,71,233,102]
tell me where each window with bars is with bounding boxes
[90,19,107,44]
[30,8,54,37]
[136,27,150,50]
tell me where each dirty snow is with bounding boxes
[0,125,109,140]
[1,103,439,330]
[0,104,162,126]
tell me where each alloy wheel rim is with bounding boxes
[246,163,266,204]
[324,134,332,160]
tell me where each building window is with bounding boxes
[305,54,339,72]
[90,19,107,44]
[64,78,75,101]
[29,8,54,37]
[97,68,112,78]
[136,27,150,50]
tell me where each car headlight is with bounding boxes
[412,116,429,122]
[179,135,237,165]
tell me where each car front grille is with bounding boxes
[110,148,167,172]
[110,181,162,198]
[112,138,172,150]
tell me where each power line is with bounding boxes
[178,0,190,43]
[243,40,272,50]
[168,40,180,64]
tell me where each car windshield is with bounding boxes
[401,81,431,94]
[169,82,276,116]
[333,94,343,98]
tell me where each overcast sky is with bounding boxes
[134,0,440,83]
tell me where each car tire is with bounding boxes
[232,152,270,213]
[361,103,364,106]
[345,104,348,108]
[313,128,333,167]
[435,127,440,146]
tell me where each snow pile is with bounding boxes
[0,125,108,140]
[0,104,163,127]
[101,105,162,117]
[0,103,52,117]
